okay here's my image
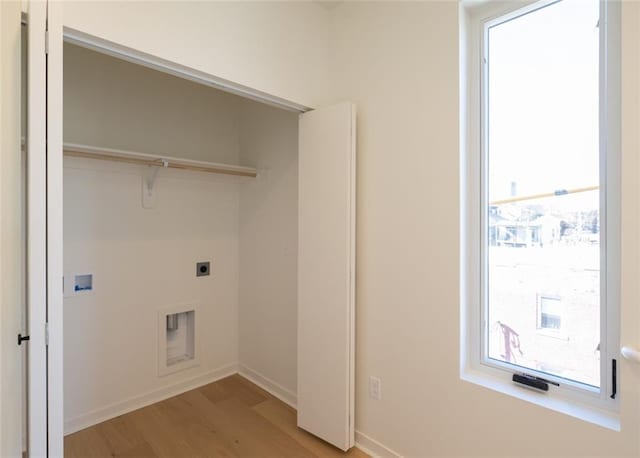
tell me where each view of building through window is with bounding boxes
[486,0,601,387]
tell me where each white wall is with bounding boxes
[238,100,299,399]
[63,47,246,432]
[64,44,241,164]
[63,44,302,432]
[0,1,24,455]
[46,2,640,455]
[61,1,331,109]
[63,161,242,431]
[329,1,640,457]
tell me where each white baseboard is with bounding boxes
[355,430,403,458]
[238,364,297,409]
[64,362,238,435]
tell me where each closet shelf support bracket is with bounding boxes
[142,160,168,209]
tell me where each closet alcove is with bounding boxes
[62,42,355,450]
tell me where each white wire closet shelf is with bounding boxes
[63,143,258,178]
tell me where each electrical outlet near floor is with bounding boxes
[369,376,382,400]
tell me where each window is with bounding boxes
[462,0,620,425]
[536,294,567,341]
[537,296,563,332]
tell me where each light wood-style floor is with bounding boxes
[64,374,368,458]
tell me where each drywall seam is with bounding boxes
[63,362,238,435]
[238,364,297,409]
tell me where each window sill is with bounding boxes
[461,367,620,431]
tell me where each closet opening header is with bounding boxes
[63,27,311,114]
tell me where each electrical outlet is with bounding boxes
[369,376,381,400]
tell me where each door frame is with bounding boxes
[27,2,49,456]
[37,15,320,455]
[28,0,64,455]
[48,1,64,455]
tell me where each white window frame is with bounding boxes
[460,0,621,429]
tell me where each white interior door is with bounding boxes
[297,102,356,451]
[0,2,25,456]
[27,0,63,455]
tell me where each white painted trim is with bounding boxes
[47,1,65,454]
[461,368,619,431]
[26,3,48,456]
[64,362,238,435]
[354,431,403,458]
[348,104,357,447]
[62,27,311,114]
[238,364,298,409]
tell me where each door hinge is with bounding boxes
[45,322,49,346]
[45,30,49,55]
